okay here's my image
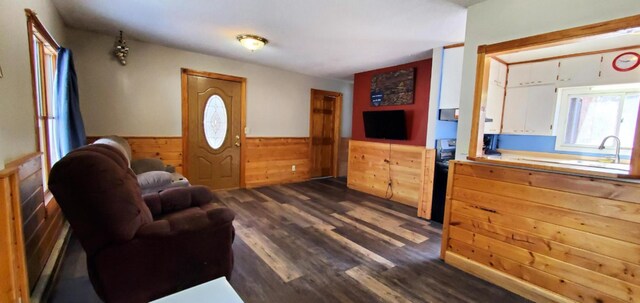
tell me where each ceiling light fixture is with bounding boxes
[236,34,268,51]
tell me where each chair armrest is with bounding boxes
[136,207,235,237]
[142,185,212,217]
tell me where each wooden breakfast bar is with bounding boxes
[440,160,640,303]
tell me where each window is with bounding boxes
[27,13,60,192]
[555,85,640,155]
[203,95,228,149]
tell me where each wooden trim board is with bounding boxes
[484,14,640,55]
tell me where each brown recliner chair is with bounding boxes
[49,144,235,303]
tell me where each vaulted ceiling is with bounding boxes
[52,0,485,80]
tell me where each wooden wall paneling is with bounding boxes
[337,137,350,177]
[0,167,31,303]
[347,140,436,213]
[87,136,184,174]
[6,153,65,291]
[347,140,393,200]
[127,137,184,174]
[417,149,435,219]
[439,160,455,259]
[388,144,424,207]
[444,253,572,303]
[451,211,640,286]
[244,137,311,188]
[442,160,640,302]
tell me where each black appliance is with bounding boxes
[431,138,456,223]
[483,134,500,155]
[362,110,408,140]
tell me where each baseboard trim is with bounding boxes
[444,252,573,303]
[30,222,71,303]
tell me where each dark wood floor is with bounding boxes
[48,178,529,303]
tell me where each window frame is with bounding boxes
[554,86,640,155]
[467,14,640,178]
[26,9,60,193]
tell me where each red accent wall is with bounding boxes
[352,59,432,146]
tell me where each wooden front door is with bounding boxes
[310,89,342,178]
[185,73,243,190]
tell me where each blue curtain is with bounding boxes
[55,48,86,158]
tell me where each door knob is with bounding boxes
[235,142,241,147]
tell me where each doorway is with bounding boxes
[309,89,342,178]
[181,69,246,190]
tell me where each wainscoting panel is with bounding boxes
[338,137,350,177]
[2,152,64,292]
[87,136,183,174]
[0,165,30,302]
[347,140,435,216]
[245,137,310,188]
[442,161,640,303]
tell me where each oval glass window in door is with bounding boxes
[203,95,228,149]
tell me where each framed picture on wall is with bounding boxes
[370,67,416,106]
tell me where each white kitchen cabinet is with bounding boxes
[557,54,602,87]
[599,49,640,85]
[524,85,557,135]
[484,82,505,134]
[501,85,557,135]
[506,64,530,88]
[489,59,508,87]
[507,61,559,87]
[501,87,528,134]
[529,60,559,85]
[439,46,464,109]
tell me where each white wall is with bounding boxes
[0,1,68,169]
[65,29,354,138]
[456,0,640,159]
[426,47,443,148]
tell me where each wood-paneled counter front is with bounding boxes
[347,140,435,219]
[442,160,640,303]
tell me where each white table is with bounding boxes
[151,277,244,303]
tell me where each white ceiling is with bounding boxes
[51,0,485,80]
[496,32,640,63]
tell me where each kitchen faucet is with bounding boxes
[598,135,621,164]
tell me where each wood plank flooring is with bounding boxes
[47,178,529,303]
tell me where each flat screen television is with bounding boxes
[363,110,408,140]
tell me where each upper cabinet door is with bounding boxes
[524,85,557,136]
[507,64,530,88]
[489,59,508,88]
[600,49,640,85]
[439,46,465,109]
[485,82,505,134]
[501,86,528,134]
[529,60,559,85]
[557,55,602,87]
